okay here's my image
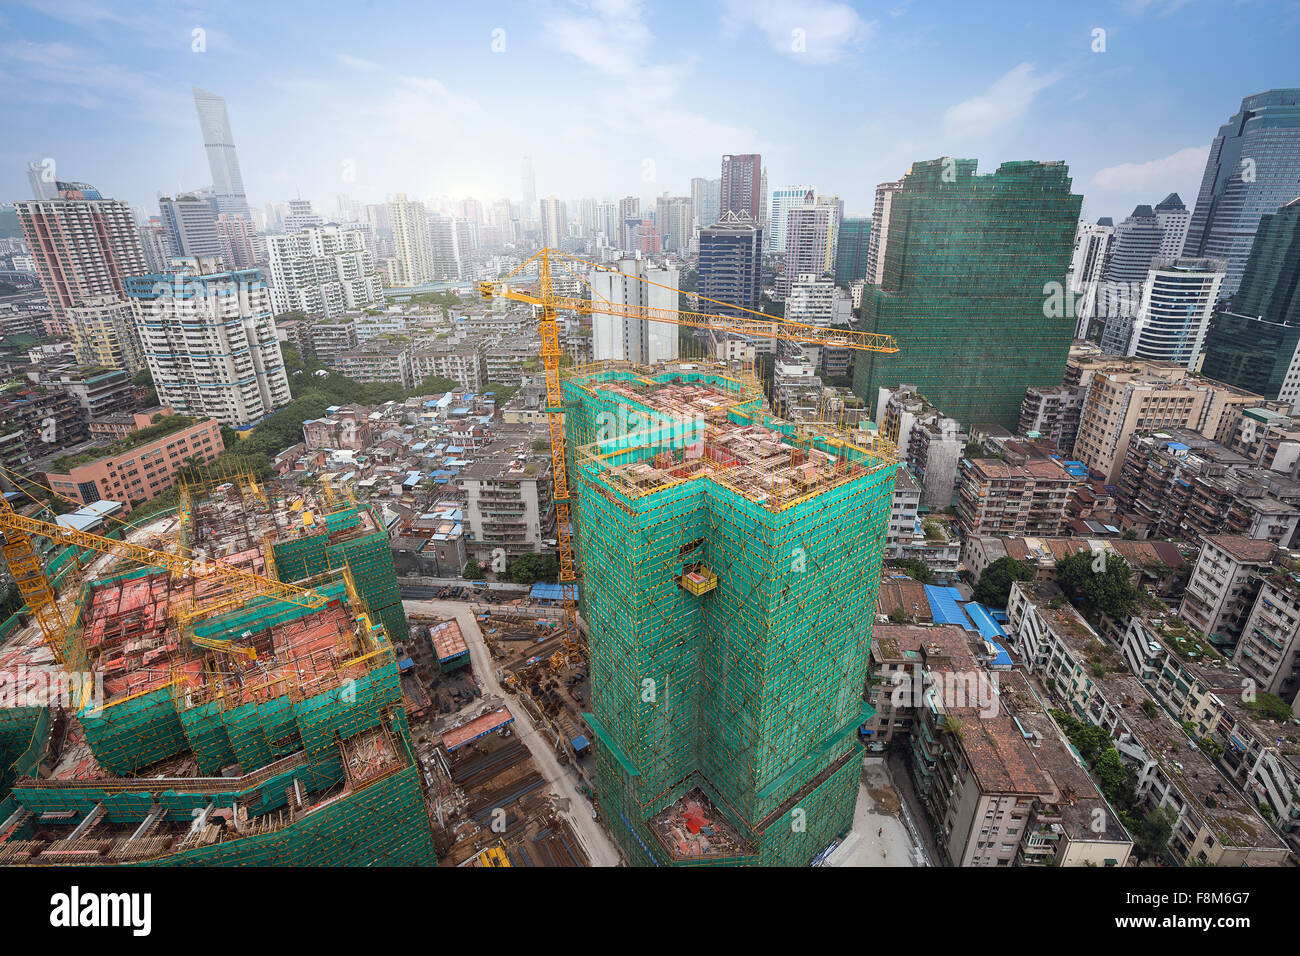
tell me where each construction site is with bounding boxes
[562,360,897,865]
[0,463,435,865]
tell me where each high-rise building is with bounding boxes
[539,196,567,248]
[778,202,834,298]
[137,217,174,273]
[655,195,693,253]
[25,160,56,200]
[215,213,260,270]
[1101,258,1225,367]
[564,362,895,866]
[573,197,599,238]
[1069,218,1115,338]
[1155,192,1192,258]
[853,159,1082,430]
[618,196,641,251]
[833,217,872,289]
[698,212,763,318]
[266,225,382,318]
[15,181,148,332]
[192,87,251,219]
[595,201,619,248]
[127,255,292,425]
[720,154,763,222]
[283,198,323,234]
[1201,198,1300,407]
[64,295,146,374]
[785,274,835,327]
[768,186,814,253]
[590,256,678,363]
[691,176,721,230]
[865,181,903,286]
[521,155,537,220]
[387,193,431,286]
[159,194,222,259]
[1184,89,1300,301]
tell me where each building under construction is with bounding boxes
[0,466,433,865]
[563,361,896,865]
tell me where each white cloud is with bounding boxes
[336,53,381,72]
[542,0,653,76]
[942,62,1060,139]
[720,0,874,62]
[1090,145,1209,192]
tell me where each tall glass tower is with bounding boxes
[192,87,251,219]
[1183,89,1300,301]
[853,158,1082,430]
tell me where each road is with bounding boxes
[403,598,622,867]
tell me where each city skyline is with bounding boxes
[3,0,1297,221]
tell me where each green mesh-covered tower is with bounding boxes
[564,363,895,866]
[853,159,1083,429]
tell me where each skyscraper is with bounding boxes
[15,181,148,331]
[159,195,222,259]
[215,214,260,270]
[1069,218,1115,338]
[1184,89,1300,301]
[521,155,537,220]
[720,154,763,222]
[854,159,1082,430]
[266,225,382,318]
[1154,192,1191,259]
[691,176,721,230]
[192,87,251,219]
[654,195,693,253]
[865,181,903,286]
[590,256,678,363]
[778,202,834,298]
[768,186,814,253]
[387,193,431,286]
[618,196,641,251]
[698,212,764,318]
[1102,258,1225,368]
[539,196,567,248]
[1201,198,1300,406]
[128,256,291,426]
[833,217,872,288]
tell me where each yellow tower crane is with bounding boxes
[476,247,900,662]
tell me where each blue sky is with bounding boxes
[1,0,1297,222]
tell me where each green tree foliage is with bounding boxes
[893,557,935,585]
[972,556,1034,608]
[503,553,559,585]
[1132,806,1177,863]
[462,558,487,581]
[1245,692,1294,722]
[1055,551,1142,621]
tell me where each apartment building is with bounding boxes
[1233,570,1300,702]
[1018,385,1085,454]
[64,295,146,374]
[127,256,291,426]
[1073,359,1264,483]
[303,405,371,451]
[43,415,224,510]
[334,344,415,390]
[458,436,554,560]
[1007,580,1288,865]
[886,467,922,558]
[0,385,87,471]
[1179,536,1277,645]
[956,458,1073,537]
[309,316,358,364]
[265,225,382,318]
[878,384,967,509]
[410,348,486,391]
[1117,431,1300,546]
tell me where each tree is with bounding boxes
[132,367,154,388]
[1055,551,1142,621]
[1245,692,1293,722]
[417,374,460,394]
[462,559,487,581]
[893,557,935,585]
[972,557,1034,608]
[888,607,908,624]
[503,553,559,585]
[1132,806,1177,863]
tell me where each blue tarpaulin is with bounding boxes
[924,585,971,629]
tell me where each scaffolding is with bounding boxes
[564,362,895,865]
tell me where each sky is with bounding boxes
[1,0,1297,223]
